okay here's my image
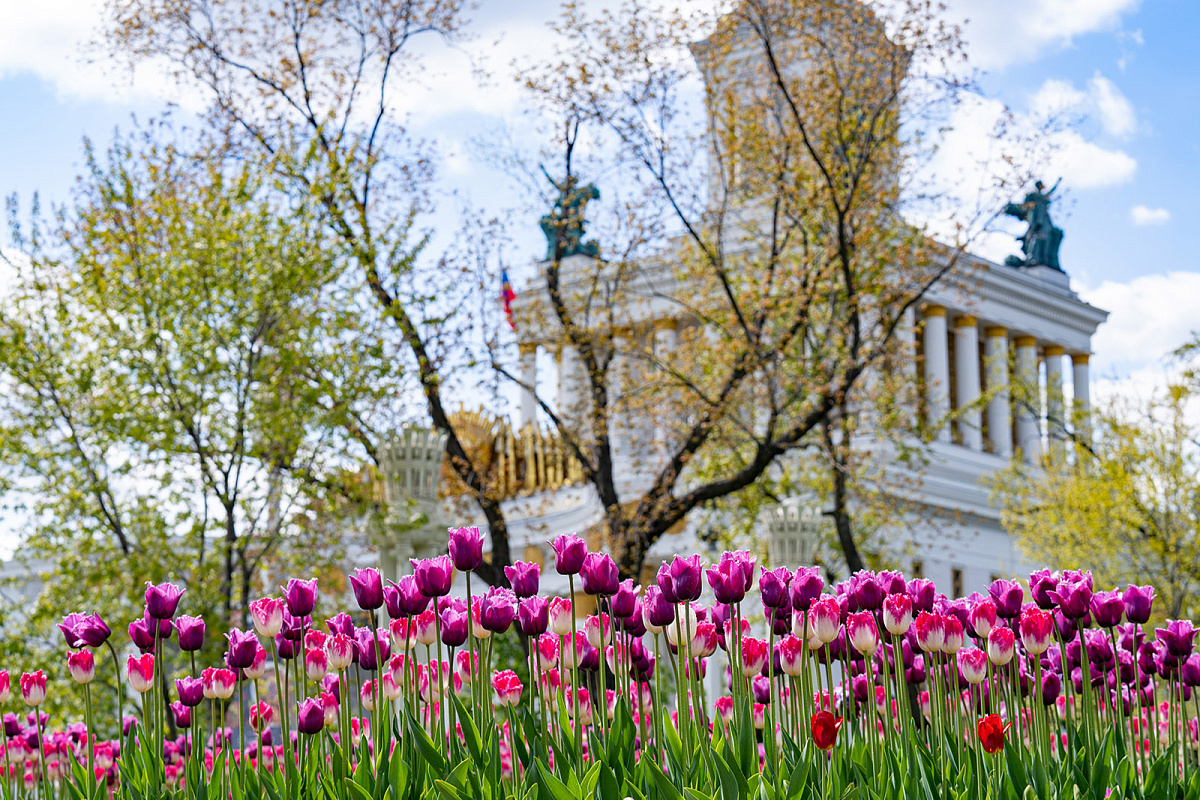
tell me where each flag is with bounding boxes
[501,269,517,330]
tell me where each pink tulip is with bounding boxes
[127,654,155,694]
[548,597,574,637]
[957,647,988,684]
[67,650,95,685]
[883,594,913,636]
[968,598,998,639]
[492,669,523,707]
[536,634,560,671]
[202,667,236,700]
[585,613,612,649]
[942,616,965,654]
[914,611,946,653]
[19,671,46,706]
[742,636,768,676]
[847,612,879,654]
[808,597,841,644]
[1020,607,1054,655]
[987,626,1016,666]
[326,633,354,671]
[306,648,328,682]
[778,636,805,677]
[249,597,285,638]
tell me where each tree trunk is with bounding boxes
[824,416,865,574]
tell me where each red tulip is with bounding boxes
[811,710,843,750]
[978,713,1013,754]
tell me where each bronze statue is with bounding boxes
[1004,179,1064,272]
[538,169,600,261]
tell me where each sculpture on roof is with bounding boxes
[1003,179,1064,272]
[538,168,600,261]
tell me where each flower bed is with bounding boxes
[10,527,1200,799]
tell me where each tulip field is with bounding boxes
[7,526,1200,799]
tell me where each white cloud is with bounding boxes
[1080,272,1199,403]
[1088,74,1136,137]
[0,0,193,107]
[1030,74,1136,138]
[950,0,1142,69]
[1130,205,1171,225]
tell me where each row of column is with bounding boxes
[921,305,1090,463]
[515,321,680,443]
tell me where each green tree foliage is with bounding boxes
[0,129,405,723]
[991,382,1200,620]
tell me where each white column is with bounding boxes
[984,326,1012,457]
[922,305,950,443]
[1072,353,1091,442]
[1014,335,1041,464]
[518,342,538,429]
[954,315,982,451]
[1045,345,1065,461]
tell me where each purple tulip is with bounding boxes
[666,555,704,603]
[581,553,620,597]
[1090,589,1124,628]
[504,561,540,599]
[326,612,355,638]
[2,714,20,738]
[275,635,299,661]
[1041,670,1062,706]
[907,578,937,614]
[448,526,485,572]
[1028,569,1059,610]
[1084,628,1113,667]
[321,673,340,701]
[354,628,389,671]
[145,582,186,620]
[1156,619,1197,658]
[296,698,324,735]
[1049,575,1093,620]
[385,575,430,618]
[1182,654,1200,688]
[769,604,791,636]
[412,556,453,598]
[643,585,675,630]
[128,619,155,653]
[169,702,192,730]
[280,611,310,641]
[441,604,468,647]
[176,615,206,652]
[1123,584,1155,625]
[58,613,112,649]
[790,567,825,612]
[1137,641,1158,676]
[704,563,742,605]
[518,596,549,637]
[878,571,907,596]
[1116,622,1144,653]
[578,642,600,671]
[283,578,318,617]
[175,677,204,707]
[479,586,518,634]
[611,579,639,619]
[225,628,260,670]
[349,568,384,611]
[987,578,1024,619]
[906,654,926,684]
[759,567,791,610]
[551,534,588,576]
[852,571,885,612]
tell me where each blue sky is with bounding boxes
[0,0,1195,396]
